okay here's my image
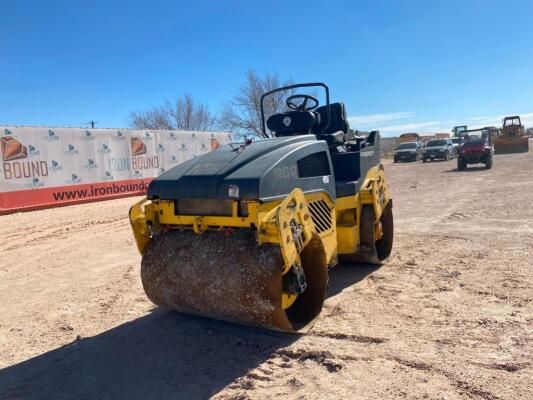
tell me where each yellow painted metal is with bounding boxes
[129,163,391,313]
[155,200,260,229]
[129,198,152,254]
[282,293,298,309]
[129,190,322,311]
[257,188,314,273]
[334,164,390,255]
[300,191,337,265]
[129,164,390,261]
[336,224,358,254]
[335,194,359,254]
[494,135,529,154]
[256,189,329,310]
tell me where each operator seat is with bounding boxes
[314,102,350,146]
[267,111,320,136]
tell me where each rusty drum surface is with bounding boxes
[141,230,327,332]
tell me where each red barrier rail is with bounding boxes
[0,178,152,215]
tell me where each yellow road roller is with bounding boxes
[129,83,393,332]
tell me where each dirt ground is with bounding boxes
[1,143,532,400]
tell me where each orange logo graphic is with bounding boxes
[131,138,147,156]
[210,138,220,150]
[1,136,28,161]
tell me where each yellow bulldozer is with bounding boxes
[129,83,394,333]
[494,116,529,154]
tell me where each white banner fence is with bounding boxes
[0,126,233,214]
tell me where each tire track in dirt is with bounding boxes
[2,150,533,399]
[0,216,128,252]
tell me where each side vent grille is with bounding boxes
[308,200,333,233]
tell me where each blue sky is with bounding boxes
[1,0,533,136]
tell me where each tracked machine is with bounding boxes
[129,83,393,332]
[494,116,529,154]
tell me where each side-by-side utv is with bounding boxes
[129,82,394,332]
[457,128,494,170]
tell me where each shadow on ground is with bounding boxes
[442,166,487,173]
[0,263,378,400]
[327,262,380,298]
[0,312,296,400]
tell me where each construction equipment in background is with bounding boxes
[494,116,529,154]
[483,126,500,143]
[452,126,468,137]
[129,82,394,333]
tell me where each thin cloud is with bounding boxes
[348,112,414,126]
[467,115,505,126]
[468,115,503,122]
[346,111,533,138]
[348,112,448,136]
[379,121,443,133]
[467,112,533,128]
[519,112,533,126]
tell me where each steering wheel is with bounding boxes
[286,94,319,112]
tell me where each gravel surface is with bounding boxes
[0,142,531,400]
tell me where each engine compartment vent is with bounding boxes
[308,200,333,233]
